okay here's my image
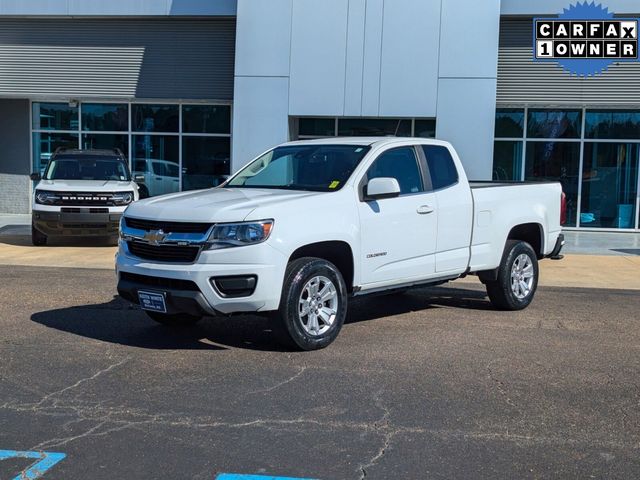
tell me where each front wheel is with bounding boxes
[145,311,201,327]
[274,257,348,351]
[31,225,47,246]
[486,240,539,311]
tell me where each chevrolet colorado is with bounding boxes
[116,138,565,350]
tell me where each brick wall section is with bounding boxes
[0,99,30,214]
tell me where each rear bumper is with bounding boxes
[32,210,121,236]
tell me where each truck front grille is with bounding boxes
[127,241,200,263]
[124,217,212,234]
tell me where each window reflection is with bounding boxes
[493,141,523,180]
[585,110,640,139]
[132,135,180,198]
[525,141,580,227]
[495,109,524,138]
[581,143,638,228]
[527,109,582,139]
[182,137,231,191]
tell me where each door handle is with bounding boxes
[417,205,434,215]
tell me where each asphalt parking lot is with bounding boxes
[1,264,639,479]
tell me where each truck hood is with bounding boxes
[36,179,135,192]
[124,187,320,223]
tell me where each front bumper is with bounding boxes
[115,242,287,315]
[33,209,122,236]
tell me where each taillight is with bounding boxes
[560,191,567,225]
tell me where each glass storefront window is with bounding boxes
[81,134,128,157]
[32,132,78,173]
[527,109,582,139]
[495,109,524,138]
[82,103,128,131]
[182,137,231,191]
[493,141,523,181]
[525,141,580,227]
[585,110,640,140]
[132,104,179,132]
[32,103,78,131]
[132,135,180,198]
[338,118,412,137]
[414,119,436,138]
[182,105,231,134]
[299,118,335,137]
[581,143,638,228]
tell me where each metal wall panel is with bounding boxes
[0,18,235,100]
[497,17,640,105]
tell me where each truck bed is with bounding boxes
[468,180,563,273]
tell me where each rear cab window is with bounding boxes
[421,145,458,190]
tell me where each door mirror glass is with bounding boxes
[366,177,401,200]
[133,174,145,183]
[30,172,41,181]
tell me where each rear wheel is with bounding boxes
[31,225,47,246]
[486,240,539,310]
[145,311,201,327]
[274,257,348,351]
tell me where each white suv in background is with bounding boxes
[31,148,139,245]
[132,158,180,198]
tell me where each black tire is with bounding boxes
[274,257,348,351]
[486,240,539,311]
[138,184,149,199]
[31,225,47,246]
[145,310,201,327]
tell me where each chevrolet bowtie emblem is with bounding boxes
[143,229,167,246]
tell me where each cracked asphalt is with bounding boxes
[1,264,639,479]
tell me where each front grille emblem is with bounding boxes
[143,229,168,246]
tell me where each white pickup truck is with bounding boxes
[116,138,565,350]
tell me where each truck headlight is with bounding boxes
[112,192,134,206]
[35,190,58,205]
[206,220,273,250]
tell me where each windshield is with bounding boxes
[44,155,131,181]
[225,144,371,192]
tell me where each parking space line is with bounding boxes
[216,474,317,480]
[0,450,66,479]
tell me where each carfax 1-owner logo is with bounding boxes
[534,1,639,76]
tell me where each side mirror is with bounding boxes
[30,172,41,181]
[365,177,401,200]
[133,174,145,183]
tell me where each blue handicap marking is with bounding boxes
[217,475,317,480]
[0,449,66,479]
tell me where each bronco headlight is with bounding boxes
[206,220,273,250]
[112,192,134,206]
[35,190,58,205]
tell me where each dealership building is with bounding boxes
[0,0,639,231]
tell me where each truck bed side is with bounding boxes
[468,181,563,272]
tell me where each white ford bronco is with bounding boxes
[31,148,139,245]
[116,138,565,350]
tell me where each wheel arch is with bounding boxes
[289,241,355,293]
[506,222,545,258]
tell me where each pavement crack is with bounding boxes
[34,357,130,409]
[247,366,307,394]
[357,391,395,480]
[486,360,518,408]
